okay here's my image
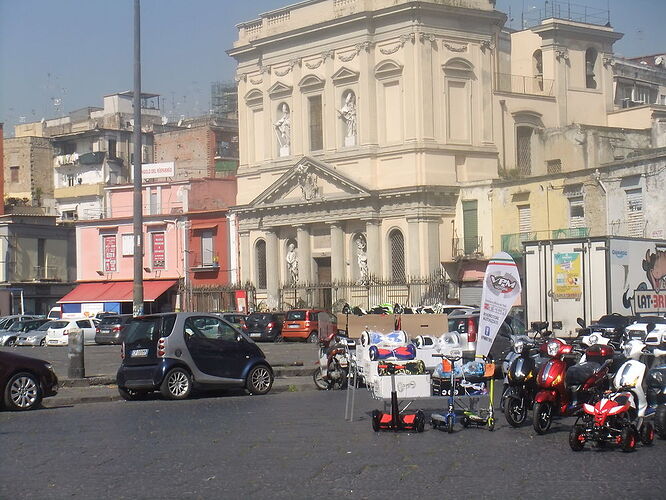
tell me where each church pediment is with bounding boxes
[267,82,293,98]
[331,66,359,84]
[249,157,371,207]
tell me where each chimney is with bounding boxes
[0,123,4,215]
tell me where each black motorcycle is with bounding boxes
[501,322,550,427]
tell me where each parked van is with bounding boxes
[47,306,62,320]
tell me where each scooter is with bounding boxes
[313,332,355,390]
[532,339,613,434]
[501,333,545,427]
[647,363,666,438]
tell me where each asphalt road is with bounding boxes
[0,342,319,379]
[1,390,664,499]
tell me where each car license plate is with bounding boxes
[289,324,299,328]
[131,349,149,357]
[250,333,260,337]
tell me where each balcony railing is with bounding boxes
[190,259,221,272]
[501,227,591,257]
[452,236,483,259]
[496,73,554,97]
[32,266,61,281]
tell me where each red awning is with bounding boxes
[58,280,178,303]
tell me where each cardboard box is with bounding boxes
[337,313,448,338]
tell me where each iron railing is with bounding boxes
[496,73,554,97]
[452,236,483,258]
[501,227,591,257]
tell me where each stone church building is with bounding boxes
[227,0,627,307]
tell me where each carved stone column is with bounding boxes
[364,219,381,278]
[423,217,441,275]
[407,217,421,277]
[329,222,345,282]
[265,229,280,305]
[296,225,312,283]
[239,231,251,284]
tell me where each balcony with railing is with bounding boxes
[501,227,591,257]
[452,236,484,259]
[496,73,554,97]
[32,266,61,281]
[190,257,221,273]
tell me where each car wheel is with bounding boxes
[4,372,43,410]
[5,337,16,347]
[118,387,149,401]
[246,365,273,395]
[307,331,318,343]
[160,368,192,400]
[39,338,46,347]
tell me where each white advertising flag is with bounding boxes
[475,252,521,360]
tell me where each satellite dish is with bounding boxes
[655,55,665,67]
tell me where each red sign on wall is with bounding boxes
[152,232,165,270]
[103,235,117,272]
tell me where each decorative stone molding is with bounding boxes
[259,64,271,74]
[480,39,495,52]
[379,34,414,55]
[305,59,323,70]
[274,58,302,76]
[235,73,247,83]
[322,50,334,61]
[443,40,468,53]
[419,32,436,43]
[338,42,373,62]
[555,48,569,61]
[249,77,263,85]
[602,56,615,67]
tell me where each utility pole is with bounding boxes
[133,0,144,316]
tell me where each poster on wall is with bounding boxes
[553,252,582,299]
[476,252,522,359]
[103,235,117,272]
[152,232,165,270]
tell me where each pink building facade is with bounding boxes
[60,178,237,315]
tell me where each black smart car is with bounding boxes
[0,351,58,410]
[95,314,133,345]
[116,312,273,401]
[243,312,285,341]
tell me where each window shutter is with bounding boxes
[626,189,643,237]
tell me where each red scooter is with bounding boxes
[532,339,613,434]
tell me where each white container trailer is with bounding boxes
[524,236,666,336]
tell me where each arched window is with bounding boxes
[533,50,543,91]
[255,240,267,289]
[389,229,406,281]
[585,48,598,89]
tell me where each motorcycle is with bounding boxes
[501,328,548,427]
[569,337,656,451]
[313,331,355,390]
[532,339,613,434]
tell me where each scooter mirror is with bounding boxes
[576,317,586,329]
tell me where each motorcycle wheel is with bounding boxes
[569,425,586,451]
[415,410,425,433]
[312,368,329,390]
[655,405,666,439]
[621,426,637,452]
[504,397,527,427]
[640,422,655,446]
[532,401,553,435]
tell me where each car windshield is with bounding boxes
[99,316,124,326]
[8,322,25,332]
[37,321,56,331]
[124,315,176,344]
[286,311,306,321]
[248,313,272,322]
[50,321,70,329]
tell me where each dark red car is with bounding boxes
[0,351,58,410]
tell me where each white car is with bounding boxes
[45,319,98,346]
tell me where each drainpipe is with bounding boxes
[594,169,609,236]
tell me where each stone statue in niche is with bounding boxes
[286,241,298,284]
[295,164,319,201]
[338,90,357,146]
[355,233,368,283]
[274,103,290,157]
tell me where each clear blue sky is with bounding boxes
[1,0,664,136]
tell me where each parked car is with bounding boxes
[0,351,58,410]
[244,312,285,342]
[15,321,58,347]
[0,318,50,346]
[0,315,41,333]
[95,314,133,345]
[116,312,273,400]
[446,308,524,365]
[213,312,247,331]
[282,309,337,343]
[45,319,97,346]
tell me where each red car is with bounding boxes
[281,309,338,343]
[1,351,58,411]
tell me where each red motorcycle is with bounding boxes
[532,339,613,434]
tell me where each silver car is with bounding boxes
[15,320,59,347]
[0,318,48,346]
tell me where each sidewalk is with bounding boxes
[42,366,317,408]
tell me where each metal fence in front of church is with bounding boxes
[185,273,452,313]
